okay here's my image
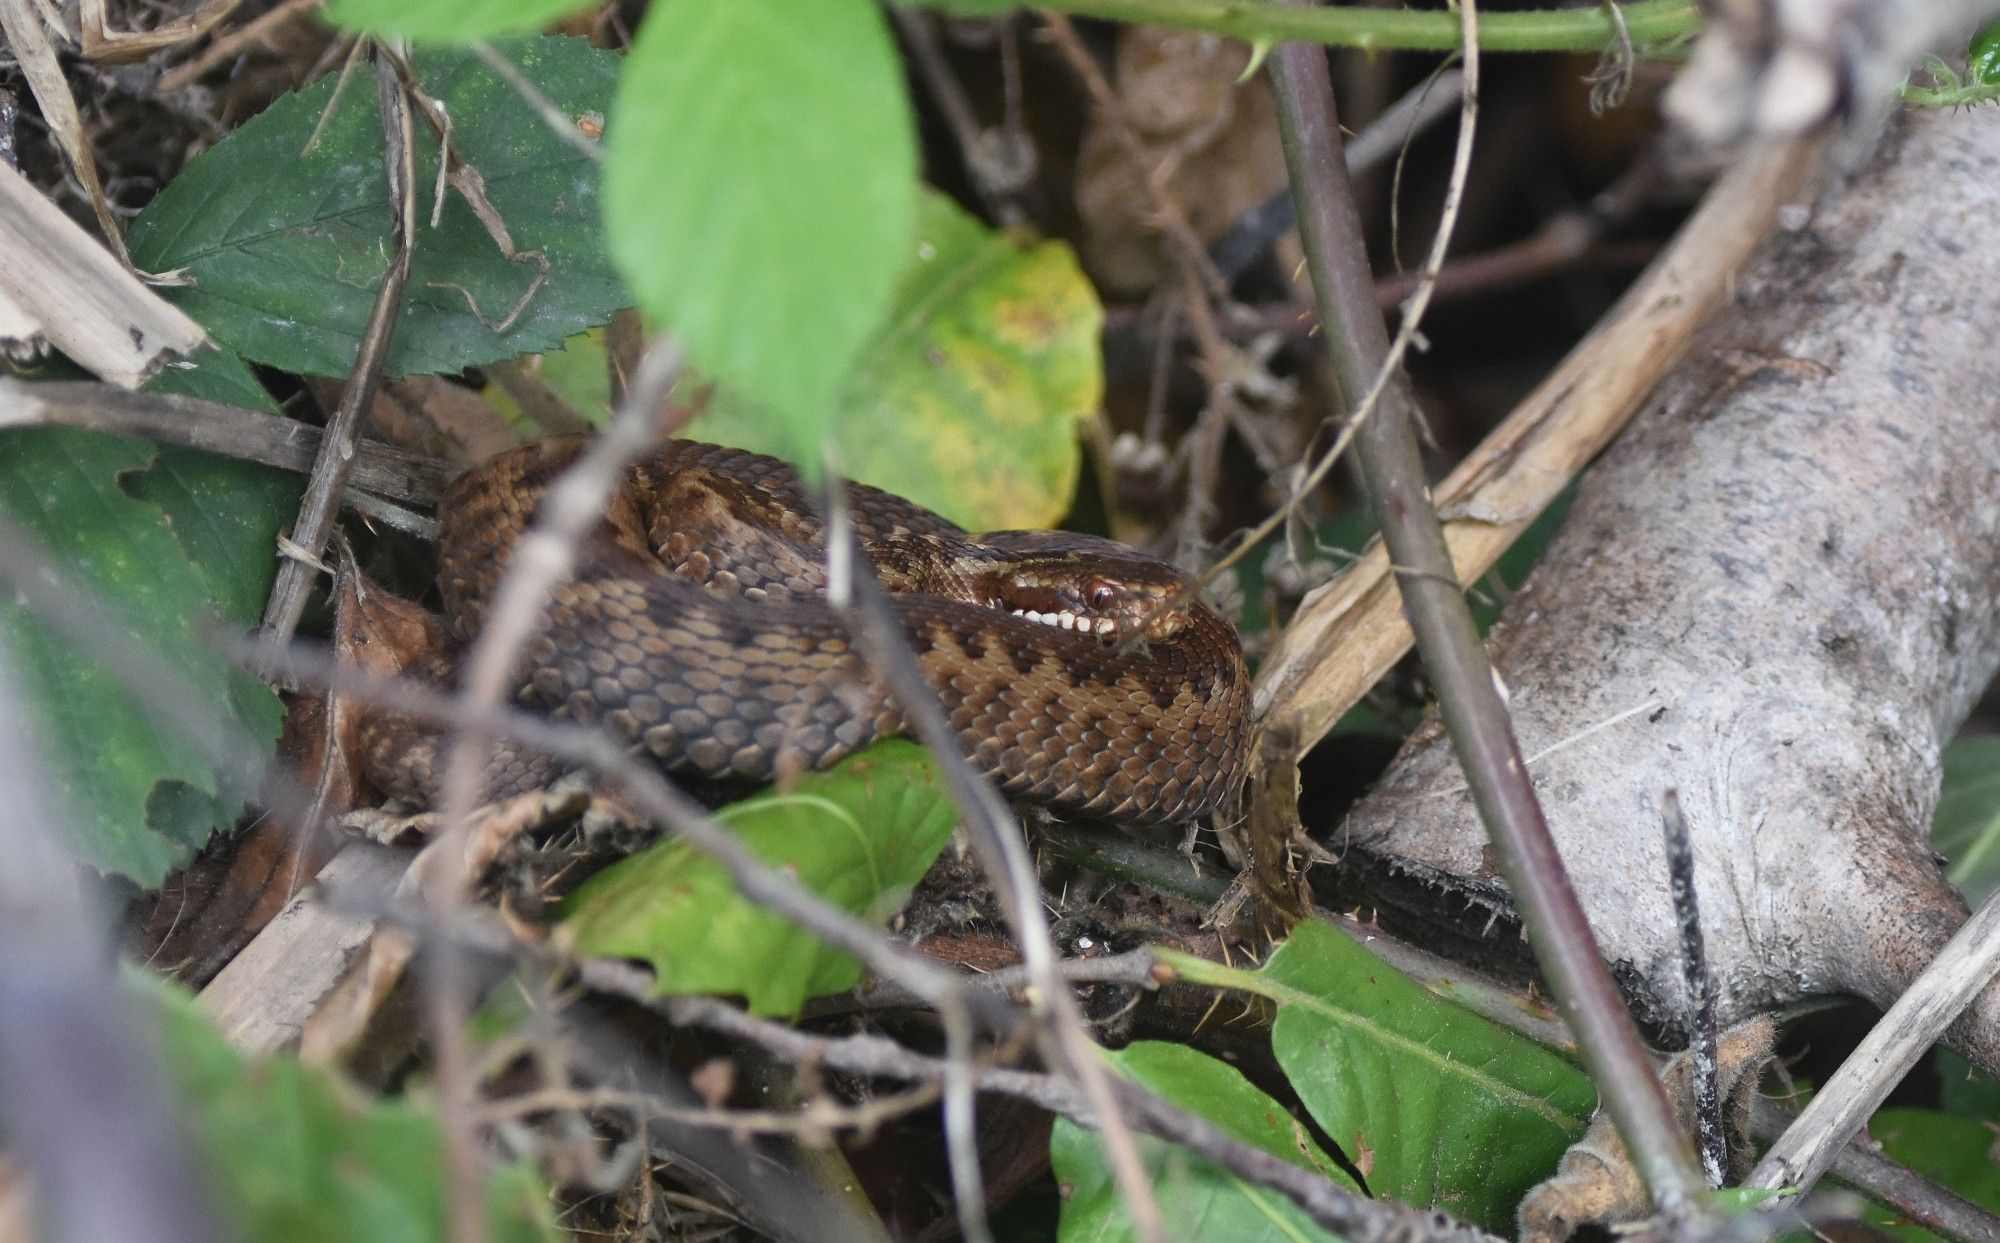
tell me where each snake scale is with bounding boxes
[362,437,1251,825]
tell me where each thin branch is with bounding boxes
[892,7,1031,227]
[157,0,328,93]
[1750,1099,2000,1243]
[820,486,1163,1243]
[648,987,1500,1243]
[238,640,1003,1024]
[421,341,684,1243]
[0,0,130,263]
[1186,40,1479,605]
[1746,884,2000,1193]
[1264,0,1705,1213]
[0,378,450,506]
[1209,67,1467,283]
[911,0,1698,52]
[259,48,418,643]
[1250,134,1825,749]
[484,1082,942,1142]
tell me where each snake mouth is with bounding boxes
[1009,607,1120,637]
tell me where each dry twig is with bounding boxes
[260,50,419,643]
[1747,887,2000,1193]
[1252,134,1826,752]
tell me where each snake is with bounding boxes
[362,437,1251,825]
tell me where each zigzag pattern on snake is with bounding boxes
[361,437,1251,826]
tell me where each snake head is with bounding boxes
[970,531,1195,645]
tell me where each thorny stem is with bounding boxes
[1264,0,1705,1215]
[918,0,1698,53]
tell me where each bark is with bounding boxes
[1333,109,2000,1072]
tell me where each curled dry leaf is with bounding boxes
[1518,1018,1775,1242]
[1074,24,1290,297]
[1334,111,2000,1073]
[330,559,447,815]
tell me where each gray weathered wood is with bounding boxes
[197,843,410,1056]
[1337,109,2000,1074]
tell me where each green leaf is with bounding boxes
[1933,1050,2000,1120]
[481,326,615,430]
[1934,736,2000,907]
[142,975,560,1243]
[686,191,1102,530]
[150,345,280,415]
[0,426,292,885]
[561,740,956,1017]
[324,0,595,42]
[605,0,917,466]
[128,37,622,378]
[1052,1041,1358,1243]
[1866,1110,2000,1243]
[1163,921,1596,1233]
[1971,20,2000,85]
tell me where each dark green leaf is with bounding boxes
[1052,1041,1357,1243]
[0,426,291,885]
[1934,736,2000,907]
[1866,1110,2000,1243]
[605,0,917,465]
[1163,921,1596,1233]
[143,974,560,1243]
[324,0,595,42]
[1933,1050,2000,1120]
[128,37,622,378]
[561,740,956,1017]
[150,345,280,415]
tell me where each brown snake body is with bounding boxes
[365,437,1250,825]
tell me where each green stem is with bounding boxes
[1901,80,2000,107]
[915,0,1699,52]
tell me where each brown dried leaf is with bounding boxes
[330,558,446,807]
[318,375,518,467]
[1073,26,1289,297]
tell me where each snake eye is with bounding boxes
[1087,580,1119,610]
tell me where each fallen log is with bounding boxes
[1332,108,2000,1072]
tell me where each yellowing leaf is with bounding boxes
[688,192,1103,531]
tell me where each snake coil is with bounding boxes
[363,438,1250,825]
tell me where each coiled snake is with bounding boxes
[363,437,1250,825]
